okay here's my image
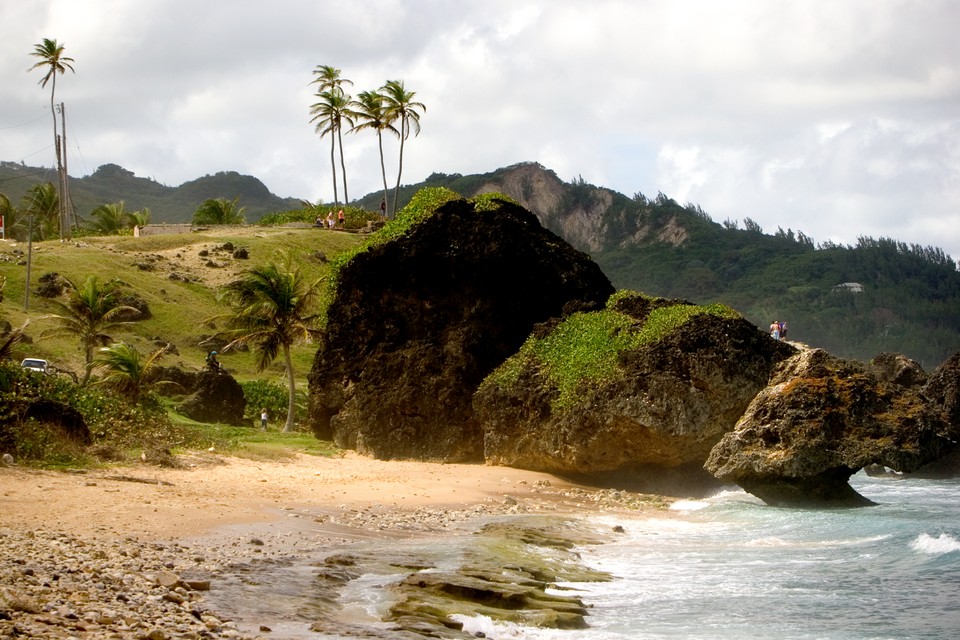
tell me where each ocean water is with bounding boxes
[457,474,960,640]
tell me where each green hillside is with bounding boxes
[0,161,302,224]
[0,226,360,384]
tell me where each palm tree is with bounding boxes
[20,182,60,241]
[28,38,75,239]
[310,90,356,206]
[309,66,354,205]
[381,80,426,216]
[91,342,170,403]
[87,201,131,235]
[41,276,140,384]
[127,207,151,229]
[192,197,245,225]
[0,193,15,239]
[351,90,397,218]
[212,253,323,432]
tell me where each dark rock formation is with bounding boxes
[35,272,69,298]
[867,352,927,388]
[924,351,960,437]
[307,196,613,461]
[475,294,796,494]
[909,352,960,477]
[705,349,953,507]
[175,371,247,426]
[19,399,90,445]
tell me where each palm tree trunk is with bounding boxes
[329,135,339,207]
[49,76,66,241]
[393,117,406,216]
[283,343,296,433]
[337,124,348,204]
[377,130,389,218]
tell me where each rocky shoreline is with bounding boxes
[1,478,670,639]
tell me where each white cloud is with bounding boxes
[1,0,958,260]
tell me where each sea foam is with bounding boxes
[910,532,960,555]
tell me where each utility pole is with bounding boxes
[24,214,34,311]
[59,101,76,235]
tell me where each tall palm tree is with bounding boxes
[310,66,354,205]
[192,197,245,225]
[212,253,323,432]
[310,90,356,206]
[41,276,140,384]
[351,90,397,218]
[381,80,426,216]
[28,38,75,240]
[91,342,170,403]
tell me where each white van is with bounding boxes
[20,358,50,374]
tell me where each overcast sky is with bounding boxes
[3,1,959,260]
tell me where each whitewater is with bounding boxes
[455,474,960,640]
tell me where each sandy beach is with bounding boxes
[0,452,598,539]
[1,452,667,639]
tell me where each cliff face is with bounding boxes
[306,195,613,462]
[466,163,688,253]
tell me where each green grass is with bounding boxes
[481,291,740,413]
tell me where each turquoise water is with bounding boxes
[457,475,960,639]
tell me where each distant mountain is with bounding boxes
[0,161,302,223]
[363,163,960,369]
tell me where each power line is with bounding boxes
[0,111,48,130]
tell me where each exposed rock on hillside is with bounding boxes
[468,163,689,253]
[169,370,247,426]
[704,349,953,507]
[474,293,796,494]
[306,195,614,461]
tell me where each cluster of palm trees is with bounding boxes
[0,186,152,240]
[22,254,319,432]
[309,65,425,218]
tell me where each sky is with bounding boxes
[2,0,959,260]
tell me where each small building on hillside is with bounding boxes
[831,282,865,294]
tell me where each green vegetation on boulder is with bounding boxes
[482,290,741,413]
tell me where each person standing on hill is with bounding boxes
[260,407,268,431]
[770,321,781,340]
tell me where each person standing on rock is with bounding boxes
[770,320,781,340]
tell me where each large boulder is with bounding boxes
[306,193,614,461]
[704,348,953,507]
[176,371,247,426]
[474,293,796,494]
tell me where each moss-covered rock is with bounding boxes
[475,291,794,493]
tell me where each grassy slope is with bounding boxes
[0,226,363,385]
